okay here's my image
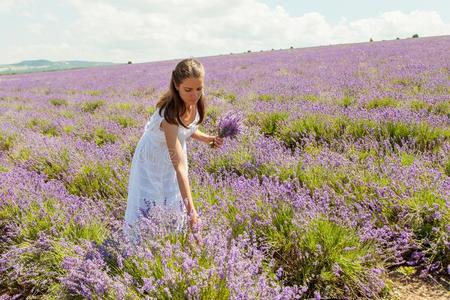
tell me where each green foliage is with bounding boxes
[9,146,31,161]
[190,176,229,208]
[0,131,15,151]
[254,211,380,299]
[0,236,76,297]
[258,94,274,102]
[29,148,71,180]
[278,161,304,181]
[396,266,416,276]
[344,119,377,139]
[113,115,137,128]
[239,110,288,136]
[445,159,450,177]
[292,218,377,298]
[224,93,237,103]
[382,121,410,145]
[67,162,126,200]
[403,189,446,214]
[66,89,78,95]
[432,101,450,117]
[27,118,60,137]
[60,110,74,119]
[206,149,254,177]
[277,113,448,152]
[260,111,290,136]
[279,115,345,147]
[244,112,259,127]
[356,148,376,162]
[224,203,248,238]
[120,135,140,162]
[409,100,430,112]
[0,198,108,244]
[81,99,105,113]
[263,202,297,254]
[145,106,156,115]
[399,190,449,268]
[392,78,422,94]
[297,165,349,194]
[49,98,68,106]
[280,115,326,147]
[303,95,319,102]
[205,142,293,182]
[400,152,415,166]
[118,238,230,299]
[408,122,442,151]
[211,89,237,103]
[382,120,447,151]
[340,96,354,108]
[63,125,74,134]
[131,87,155,98]
[85,90,102,96]
[93,127,117,146]
[366,97,398,109]
[112,102,133,111]
[206,106,220,126]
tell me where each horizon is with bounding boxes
[4,33,449,67]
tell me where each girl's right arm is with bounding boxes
[161,119,199,223]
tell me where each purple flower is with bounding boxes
[217,111,243,139]
[276,267,284,279]
[332,263,342,277]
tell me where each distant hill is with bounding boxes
[0,59,115,75]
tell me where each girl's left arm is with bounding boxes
[191,129,214,144]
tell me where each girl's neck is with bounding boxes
[185,104,196,113]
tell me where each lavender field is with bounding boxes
[0,35,449,299]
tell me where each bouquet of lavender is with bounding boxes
[209,111,243,148]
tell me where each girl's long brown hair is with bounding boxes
[156,58,206,129]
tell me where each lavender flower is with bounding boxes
[210,111,243,147]
[217,111,243,139]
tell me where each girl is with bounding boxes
[123,58,223,245]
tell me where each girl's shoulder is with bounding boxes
[153,107,165,119]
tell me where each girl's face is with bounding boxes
[176,77,204,107]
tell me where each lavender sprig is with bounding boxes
[210,111,243,147]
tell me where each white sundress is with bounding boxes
[123,106,200,244]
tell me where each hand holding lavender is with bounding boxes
[209,111,243,148]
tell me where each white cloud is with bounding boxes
[0,0,33,13]
[25,22,45,35]
[346,10,450,41]
[3,0,450,64]
[0,0,17,12]
[43,12,58,22]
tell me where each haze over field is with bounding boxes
[0,59,115,75]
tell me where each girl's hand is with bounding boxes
[189,212,200,229]
[188,213,204,246]
[210,135,224,148]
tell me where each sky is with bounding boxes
[0,0,449,65]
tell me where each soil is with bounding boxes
[389,273,450,300]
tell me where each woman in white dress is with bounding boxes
[123,58,223,245]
